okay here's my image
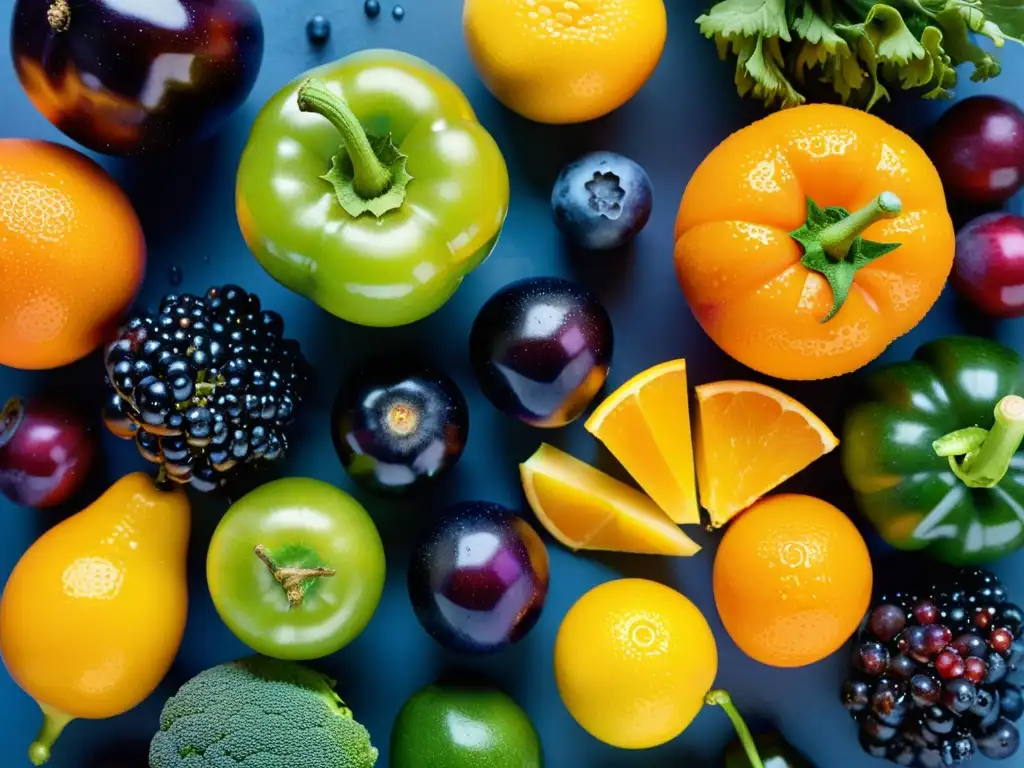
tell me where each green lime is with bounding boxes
[391,684,542,767]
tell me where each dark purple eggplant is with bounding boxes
[11,0,264,156]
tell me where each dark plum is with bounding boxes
[551,152,653,250]
[11,0,264,156]
[331,362,469,494]
[0,397,95,508]
[977,718,1020,760]
[929,96,1024,204]
[407,501,549,654]
[953,213,1024,319]
[469,277,613,428]
[1001,683,1024,722]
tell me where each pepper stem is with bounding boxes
[705,690,766,768]
[820,192,903,261]
[297,79,392,200]
[254,544,336,609]
[29,702,74,765]
[47,0,70,32]
[933,395,1024,489]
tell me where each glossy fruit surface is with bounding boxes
[207,477,386,661]
[695,380,838,527]
[676,104,953,380]
[11,0,264,156]
[714,494,872,668]
[463,0,667,124]
[952,213,1024,318]
[930,96,1024,204]
[470,277,613,428]
[0,473,189,765]
[331,362,468,493]
[0,140,144,370]
[0,397,95,508]
[554,578,718,749]
[391,683,542,768]
[585,359,698,524]
[520,443,699,556]
[552,152,653,250]
[408,501,549,654]
[104,286,310,493]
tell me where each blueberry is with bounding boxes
[364,0,380,17]
[977,718,1020,759]
[551,151,653,250]
[307,14,331,43]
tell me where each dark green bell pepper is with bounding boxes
[708,691,814,768]
[842,336,1024,565]
[236,50,510,328]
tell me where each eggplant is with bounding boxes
[11,0,264,156]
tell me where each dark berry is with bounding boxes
[910,675,941,708]
[863,714,899,743]
[974,606,997,630]
[364,0,380,17]
[870,604,907,642]
[952,632,988,659]
[964,656,988,684]
[936,649,966,679]
[890,655,917,680]
[843,679,871,713]
[971,686,1002,729]
[1000,683,1023,722]
[943,678,977,713]
[990,627,1014,653]
[102,391,137,439]
[872,679,908,726]
[977,718,1021,760]
[306,14,330,44]
[939,731,975,763]
[925,624,952,655]
[899,625,933,663]
[923,704,955,734]
[857,642,890,676]
[1010,640,1024,671]
[998,604,1024,636]
[987,651,1010,684]
[914,600,940,625]
[859,729,889,758]
[134,376,171,426]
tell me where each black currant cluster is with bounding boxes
[102,286,310,492]
[843,569,1023,766]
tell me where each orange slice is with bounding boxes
[584,360,699,524]
[520,444,700,557]
[694,380,839,528]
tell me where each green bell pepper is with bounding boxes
[708,691,814,768]
[236,50,510,328]
[842,336,1024,565]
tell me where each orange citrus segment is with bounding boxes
[520,444,699,557]
[694,380,839,527]
[585,360,699,524]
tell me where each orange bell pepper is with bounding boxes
[674,104,954,381]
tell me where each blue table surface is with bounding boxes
[3,1,1024,766]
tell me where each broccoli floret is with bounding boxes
[149,655,378,768]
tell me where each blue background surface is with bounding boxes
[2,1,1024,766]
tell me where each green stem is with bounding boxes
[820,192,902,260]
[29,702,74,765]
[297,78,392,200]
[935,395,1024,489]
[254,544,336,609]
[705,690,766,768]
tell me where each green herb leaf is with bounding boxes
[736,35,807,108]
[696,0,791,41]
[322,133,413,219]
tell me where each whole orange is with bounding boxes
[463,0,667,124]
[0,140,145,370]
[713,494,872,668]
[554,578,718,749]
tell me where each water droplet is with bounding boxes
[392,4,405,20]
[364,0,380,18]
[306,14,331,45]
[168,265,182,286]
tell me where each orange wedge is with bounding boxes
[584,360,699,524]
[694,381,839,528]
[520,443,700,557]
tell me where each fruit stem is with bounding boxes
[933,395,1024,489]
[0,397,25,453]
[705,690,766,768]
[47,0,70,32]
[819,192,902,261]
[297,78,392,200]
[29,702,74,765]
[254,544,336,609]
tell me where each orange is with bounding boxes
[554,578,718,749]
[463,0,668,124]
[713,494,872,668]
[585,359,699,524]
[0,140,145,370]
[520,443,699,556]
[694,380,838,527]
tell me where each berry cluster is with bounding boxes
[103,286,310,492]
[844,569,1023,766]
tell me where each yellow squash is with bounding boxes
[0,472,190,765]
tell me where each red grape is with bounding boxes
[953,213,1024,318]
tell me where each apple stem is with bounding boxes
[0,397,25,453]
[254,544,336,609]
[705,690,766,768]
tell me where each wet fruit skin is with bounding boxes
[331,362,469,494]
[407,502,549,654]
[952,213,1024,319]
[469,277,614,428]
[11,0,264,156]
[0,140,145,370]
[552,152,654,250]
[391,683,542,768]
[0,397,95,508]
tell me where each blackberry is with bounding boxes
[104,286,309,492]
[844,568,1021,765]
